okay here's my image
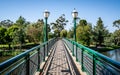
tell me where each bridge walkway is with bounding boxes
[40,39,84,75]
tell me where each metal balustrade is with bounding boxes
[0,38,57,75]
[63,38,120,75]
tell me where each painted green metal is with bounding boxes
[81,48,84,71]
[26,53,30,75]
[63,38,120,75]
[93,55,96,75]
[44,18,47,42]
[74,18,76,42]
[0,38,56,75]
[43,44,45,62]
[44,18,48,56]
[74,18,78,61]
[72,42,74,56]
[37,48,40,71]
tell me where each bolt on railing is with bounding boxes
[63,38,120,75]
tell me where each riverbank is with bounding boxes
[89,46,120,52]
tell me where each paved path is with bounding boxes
[47,40,71,75]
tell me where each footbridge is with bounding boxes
[0,38,120,75]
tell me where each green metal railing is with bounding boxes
[0,38,57,75]
[63,38,120,75]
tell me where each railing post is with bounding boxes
[37,47,40,71]
[81,48,84,71]
[76,44,78,61]
[93,55,96,75]
[47,42,48,56]
[43,44,45,61]
[72,42,74,56]
[26,53,30,75]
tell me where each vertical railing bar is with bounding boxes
[47,42,48,56]
[43,44,45,61]
[37,47,40,71]
[26,53,30,75]
[93,54,96,75]
[81,48,84,71]
[72,42,74,56]
[76,43,78,61]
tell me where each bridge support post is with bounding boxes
[37,47,40,71]
[72,42,74,56]
[76,44,78,61]
[93,55,96,75]
[47,43,48,56]
[43,44,45,61]
[26,53,30,75]
[81,48,84,71]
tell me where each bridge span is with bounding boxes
[0,38,120,75]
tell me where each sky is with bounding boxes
[0,0,120,32]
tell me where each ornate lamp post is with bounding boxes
[72,8,78,42]
[44,9,50,42]
[72,8,78,61]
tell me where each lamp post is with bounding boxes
[44,9,50,42]
[72,8,78,61]
[44,9,50,57]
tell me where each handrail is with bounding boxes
[0,45,39,71]
[67,38,120,68]
[63,38,120,75]
[0,38,57,75]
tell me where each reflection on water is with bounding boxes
[102,49,120,62]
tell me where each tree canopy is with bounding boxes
[51,14,68,37]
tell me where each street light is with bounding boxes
[72,8,78,42]
[44,9,50,42]
[72,8,78,61]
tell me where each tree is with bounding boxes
[113,19,120,29]
[26,19,44,43]
[0,27,7,44]
[60,29,67,38]
[112,30,120,46]
[5,25,19,49]
[112,19,120,46]
[76,19,92,46]
[51,14,68,37]
[0,19,13,28]
[93,17,108,47]
[67,29,74,39]
[48,32,54,39]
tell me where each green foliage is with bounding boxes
[76,20,92,46]
[113,19,120,29]
[26,19,44,43]
[92,17,108,46]
[0,27,7,44]
[67,29,74,39]
[0,19,13,28]
[112,19,120,46]
[53,29,60,37]
[16,16,28,27]
[51,14,68,37]
[5,25,19,43]
[112,30,120,45]
[48,32,54,39]
[60,29,67,38]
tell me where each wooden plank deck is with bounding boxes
[37,39,86,75]
[47,40,71,75]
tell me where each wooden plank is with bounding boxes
[47,40,71,75]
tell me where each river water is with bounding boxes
[102,49,120,62]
